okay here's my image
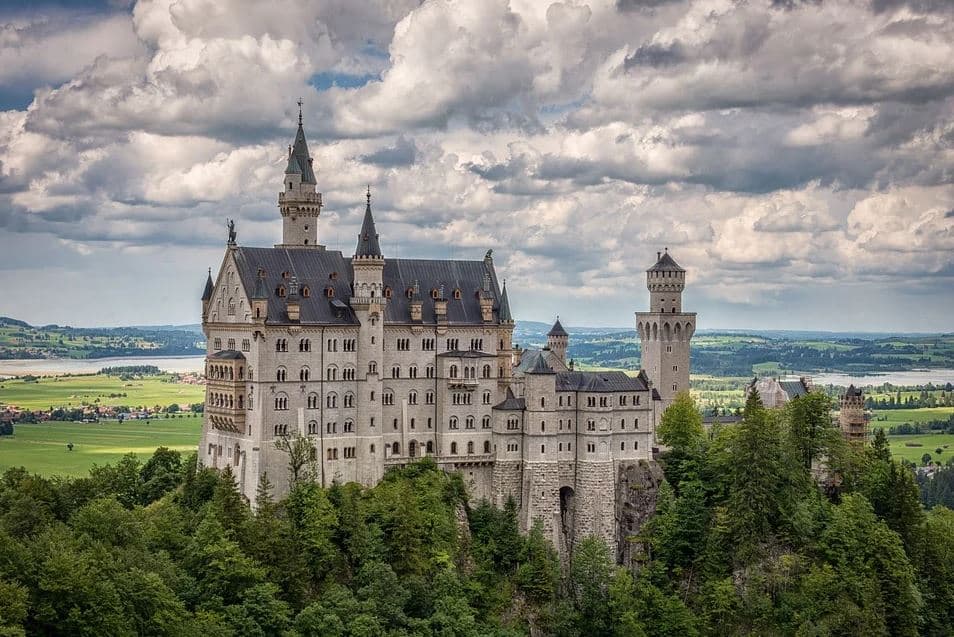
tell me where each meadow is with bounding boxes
[0,415,203,477]
[869,407,954,428]
[0,373,205,410]
[881,432,954,464]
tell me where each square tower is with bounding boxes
[635,249,695,411]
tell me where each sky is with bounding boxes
[0,0,951,332]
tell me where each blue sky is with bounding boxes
[0,0,951,331]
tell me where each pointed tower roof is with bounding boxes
[284,101,316,184]
[201,268,214,301]
[498,281,513,322]
[548,317,568,337]
[526,353,555,375]
[251,269,269,299]
[354,187,382,258]
[648,248,684,272]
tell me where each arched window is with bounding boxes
[426,440,434,454]
[467,441,474,454]
[326,365,338,381]
[276,367,287,382]
[391,442,400,456]
[344,392,355,407]
[466,416,475,429]
[307,393,319,409]
[343,420,354,433]
[482,415,491,429]
[450,365,458,378]
[300,366,310,381]
[482,364,491,378]
[326,393,337,408]
[409,440,416,457]
[451,442,458,455]
[308,420,318,434]
[483,440,491,454]
[449,417,459,430]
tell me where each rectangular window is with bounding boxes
[213,338,222,350]
[587,443,595,453]
[241,338,250,351]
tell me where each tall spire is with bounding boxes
[354,187,382,258]
[284,101,316,184]
[201,267,214,301]
[499,280,513,322]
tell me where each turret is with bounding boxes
[409,280,423,322]
[647,248,686,313]
[839,385,868,445]
[201,268,214,319]
[547,317,568,364]
[286,276,301,323]
[278,101,323,247]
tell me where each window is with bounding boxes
[391,365,400,378]
[274,394,288,410]
[453,288,461,299]
[396,338,410,351]
[426,365,435,379]
[408,391,418,405]
[368,362,377,375]
[451,442,458,455]
[326,366,338,381]
[466,416,475,429]
[540,397,545,408]
[384,287,392,299]
[214,338,222,350]
[307,393,319,409]
[273,424,288,436]
[422,338,435,351]
[540,444,545,454]
[621,441,625,451]
[483,391,491,405]
[299,338,311,352]
[540,421,545,432]
[484,441,491,454]
[425,391,434,405]
[308,421,318,434]
[344,392,354,407]
[427,417,433,429]
[327,448,339,460]
[277,285,286,298]
[446,338,459,351]
[343,339,356,352]
[343,367,355,381]
[482,416,491,429]
[241,338,250,352]
[427,440,434,453]
[326,393,337,408]
[300,367,310,382]
[391,442,400,456]
[507,417,519,430]
[383,391,394,405]
[587,443,595,453]
[276,367,287,382]
[301,286,310,298]
[343,420,354,433]
[620,419,625,430]
[673,383,678,392]
[673,365,678,372]
[410,418,415,430]
[227,298,236,315]
[343,446,356,459]
[276,338,287,352]
[506,442,519,452]
[449,417,459,430]
[587,419,595,431]
[227,338,235,350]
[326,422,337,434]
[467,441,474,454]
[409,365,418,379]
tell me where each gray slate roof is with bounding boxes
[355,195,382,257]
[779,380,810,399]
[437,350,497,358]
[548,318,568,337]
[648,250,685,272]
[209,350,246,360]
[493,387,526,411]
[285,122,317,184]
[514,349,568,374]
[525,354,555,375]
[201,270,214,301]
[556,371,647,392]
[845,384,863,397]
[498,282,513,322]
[231,247,505,326]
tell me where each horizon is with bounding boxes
[0,1,952,332]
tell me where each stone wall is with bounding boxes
[615,460,664,568]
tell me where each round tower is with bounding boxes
[547,317,568,364]
[278,101,323,248]
[839,385,868,445]
[635,248,695,411]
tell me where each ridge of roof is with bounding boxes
[648,249,685,272]
[548,317,568,337]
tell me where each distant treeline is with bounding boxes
[99,365,162,375]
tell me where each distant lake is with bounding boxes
[0,355,206,377]
[810,369,954,387]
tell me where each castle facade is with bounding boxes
[198,114,694,556]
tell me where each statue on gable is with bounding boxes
[227,218,237,244]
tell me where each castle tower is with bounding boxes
[497,280,515,388]
[839,385,868,445]
[547,318,568,364]
[635,249,695,411]
[351,187,386,485]
[277,102,323,248]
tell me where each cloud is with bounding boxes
[0,0,951,331]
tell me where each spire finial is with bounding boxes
[366,184,371,205]
[297,98,303,125]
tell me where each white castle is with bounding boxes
[199,111,695,556]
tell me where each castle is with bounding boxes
[198,111,694,557]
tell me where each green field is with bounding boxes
[881,433,954,464]
[869,407,954,429]
[0,373,205,410]
[0,416,203,477]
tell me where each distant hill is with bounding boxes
[0,317,205,360]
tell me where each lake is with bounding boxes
[0,355,206,377]
[809,369,954,387]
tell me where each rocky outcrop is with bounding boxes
[616,460,664,567]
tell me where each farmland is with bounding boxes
[0,373,205,411]
[0,416,202,477]
[879,433,954,465]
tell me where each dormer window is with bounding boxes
[406,287,414,299]
[282,271,290,279]
[276,285,286,298]
[431,289,439,299]
[453,288,461,300]
[329,272,338,280]
[325,286,335,298]
[384,287,392,299]
[301,286,310,298]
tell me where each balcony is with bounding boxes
[448,378,478,390]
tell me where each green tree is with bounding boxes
[657,391,704,452]
[785,391,835,470]
[514,520,559,604]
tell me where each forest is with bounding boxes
[0,392,952,635]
